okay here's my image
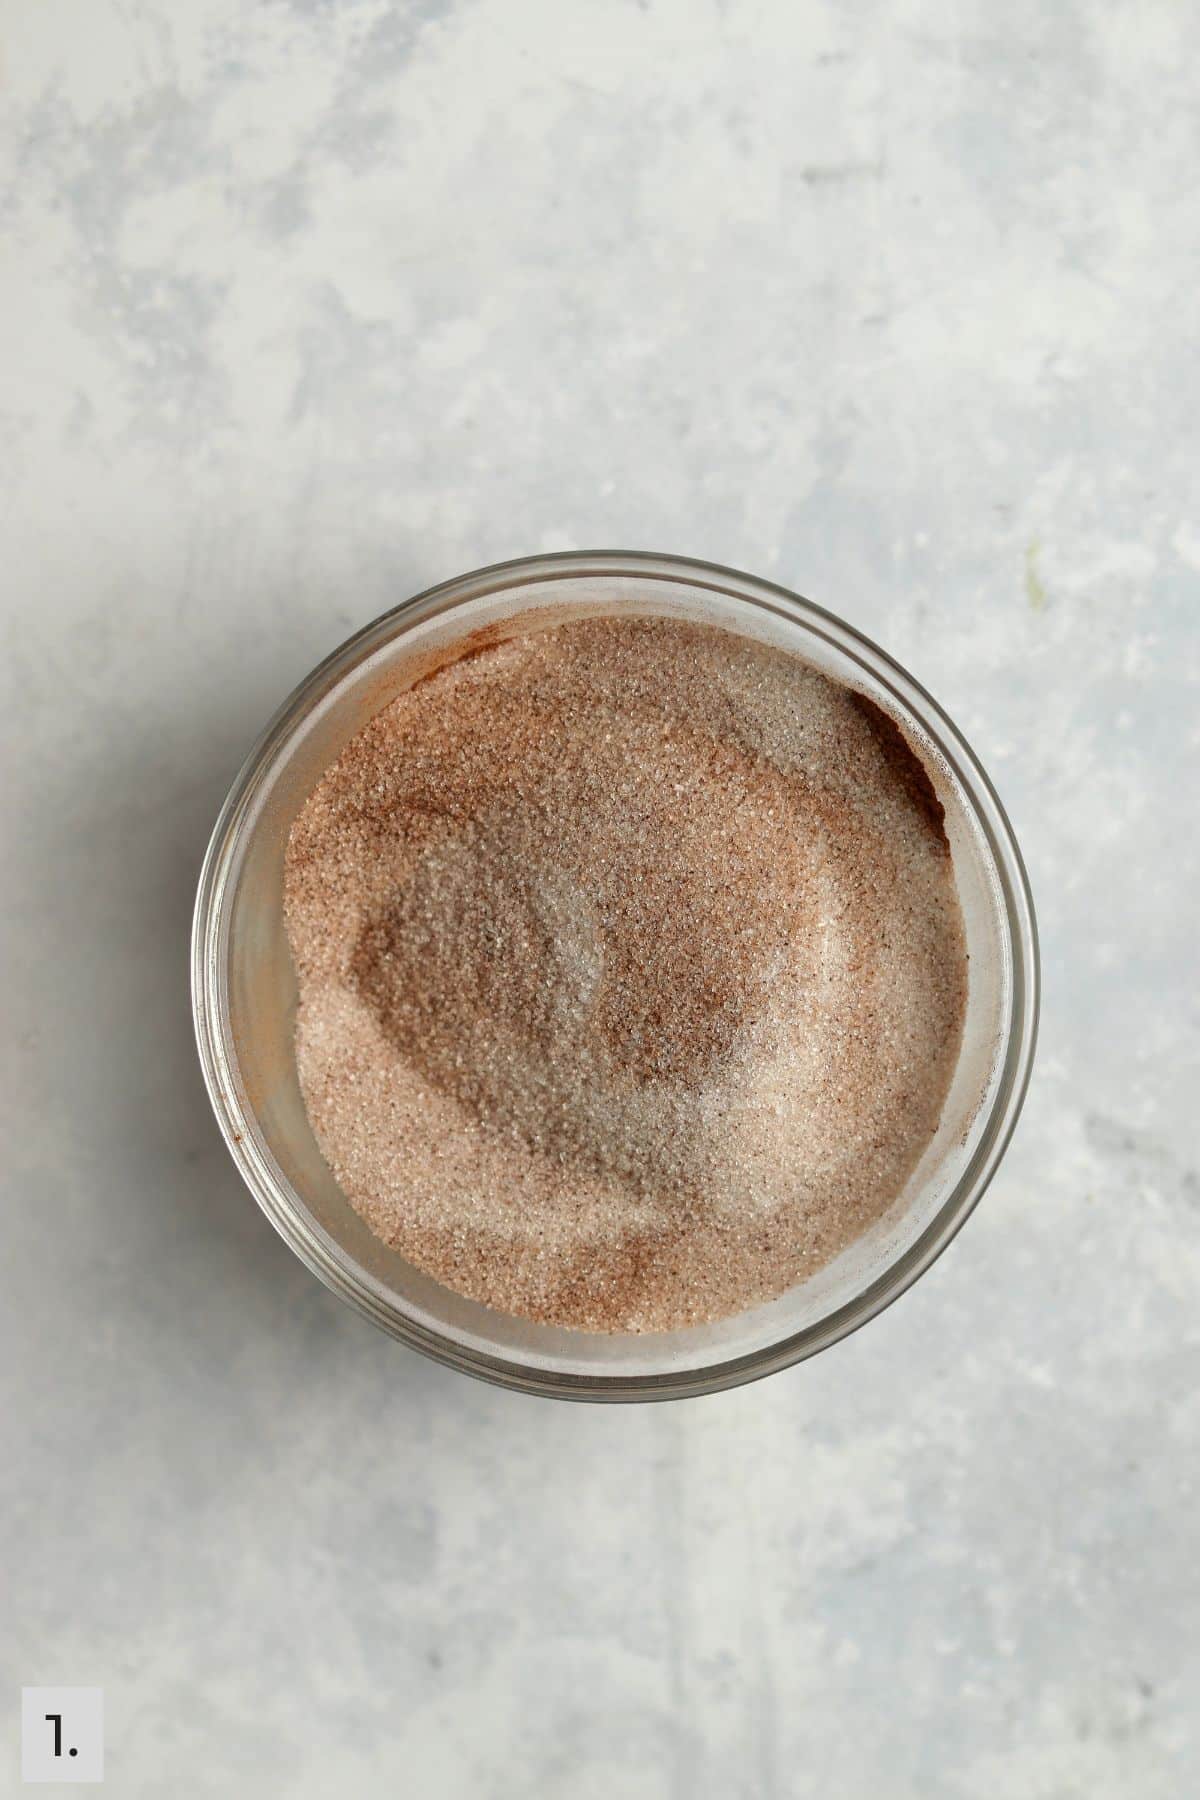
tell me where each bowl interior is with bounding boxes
[200,562,1023,1394]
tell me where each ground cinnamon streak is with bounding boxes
[284,614,967,1332]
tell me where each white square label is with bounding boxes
[21,1689,103,1784]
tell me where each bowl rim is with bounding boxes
[191,549,1040,1401]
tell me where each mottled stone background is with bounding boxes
[2,2,1196,1795]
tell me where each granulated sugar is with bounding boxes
[284,614,967,1332]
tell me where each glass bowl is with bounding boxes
[191,551,1038,1400]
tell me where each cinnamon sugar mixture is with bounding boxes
[284,615,967,1332]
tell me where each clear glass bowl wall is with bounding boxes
[192,553,1038,1401]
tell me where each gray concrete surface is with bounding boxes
[2,2,1196,1794]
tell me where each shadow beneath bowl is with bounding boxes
[20,621,477,1406]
